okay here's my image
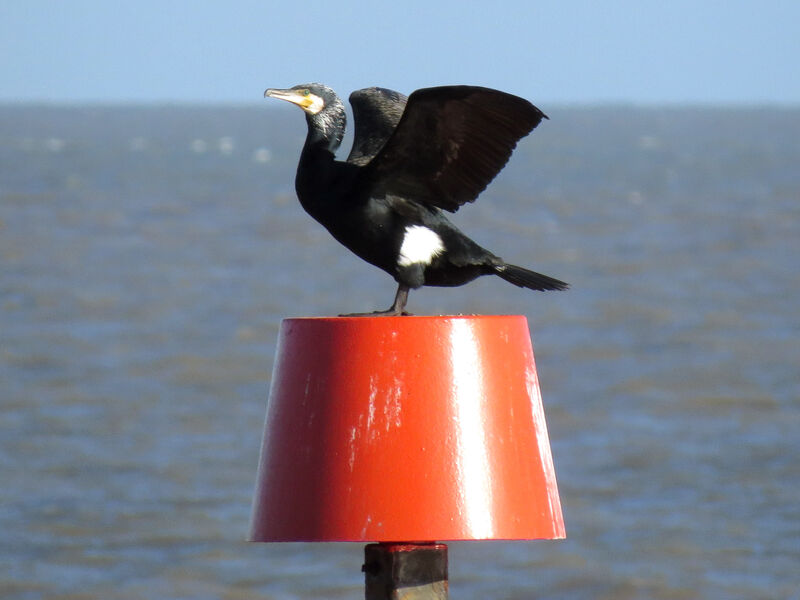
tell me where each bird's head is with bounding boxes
[264,83,336,115]
[264,83,346,149]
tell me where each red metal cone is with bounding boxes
[248,315,565,542]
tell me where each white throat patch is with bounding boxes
[398,225,445,267]
[304,93,325,115]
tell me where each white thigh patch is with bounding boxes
[398,225,445,267]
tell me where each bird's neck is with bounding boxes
[296,143,337,200]
[303,102,346,154]
[295,104,348,214]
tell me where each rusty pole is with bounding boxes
[363,542,448,600]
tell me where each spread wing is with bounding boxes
[358,85,547,212]
[346,87,408,166]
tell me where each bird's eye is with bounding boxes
[302,89,310,97]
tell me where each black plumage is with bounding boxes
[264,83,568,315]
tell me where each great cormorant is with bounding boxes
[264,83,567,315]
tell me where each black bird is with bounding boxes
[264,83,568,315]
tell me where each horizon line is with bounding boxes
[2,98,799,110]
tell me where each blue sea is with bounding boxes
[1,103,799,599]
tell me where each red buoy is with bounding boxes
[249,315,564,542]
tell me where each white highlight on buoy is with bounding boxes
[397,225,444,267]
[449,320,494,538]
[526,364,561,519]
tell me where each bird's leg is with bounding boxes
[339,284,412,317]
[387,284,410,315]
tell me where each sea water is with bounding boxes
[1,105,799,599]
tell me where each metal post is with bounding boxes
[363,542,448,600]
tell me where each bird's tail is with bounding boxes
[495,263,569,291]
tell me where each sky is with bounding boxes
[1,0,798,105]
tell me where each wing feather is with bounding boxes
[346,87,408,166]
[359,86,547,211]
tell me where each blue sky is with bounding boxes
[1,0,798,104]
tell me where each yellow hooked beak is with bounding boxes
[264,87,325,114]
